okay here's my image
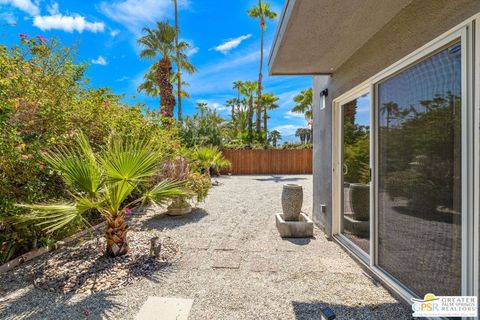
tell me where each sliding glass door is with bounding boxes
[341,93,371,255]
[376,42,462,296]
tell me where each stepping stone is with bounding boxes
[212,252,241,269]
[135,297,193,320]
[184,238,211,250]
[213,239,239,251]
[250,255,278,273]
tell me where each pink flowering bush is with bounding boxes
[0,36,182,263]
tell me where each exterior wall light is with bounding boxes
[320,89,328,110]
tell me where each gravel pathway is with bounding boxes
[0,175,411,319]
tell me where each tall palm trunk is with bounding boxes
[174,0,182,122]
[248,95,254,137]
[105,214,128,257]
[257,0,265,139]
[157,57,175,117]
[255,102,261,134]
[263,106,267,135]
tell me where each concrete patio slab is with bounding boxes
[183,238,211,250]
[211,252,241,269]
[135,297,193,320]
[213,238,239,251]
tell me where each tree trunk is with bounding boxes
[257,0,264,139]
[248,95,254,138]
[156,57,175,117]
[263,106,267,136]
[105,214,128,257]
[255,100,261,134]
[174,0,182,122]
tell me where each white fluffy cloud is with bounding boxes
[0,0,39,16]
[33,14,105,33]
[284,110,305,119]
[213,34,252,54]
[100,0,189,33]
[91,56,108,66]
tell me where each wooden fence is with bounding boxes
[221,149,312,175]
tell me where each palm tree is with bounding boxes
[173,0,181,121]
[241,81,258,139]
[292,88,313,120]
[226,98,236,121]
[248,1,277,137]
[18,132,187,257]
[172,40,196,121]
[261,93,279,134]
[138,21,177,117]
[232,80,244,114]
[269,130,281,147]
[380,102,400,129]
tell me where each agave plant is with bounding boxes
[191,146,231,178]
[18,132,187,257]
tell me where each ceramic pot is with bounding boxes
[166,197,192,216]
[281,184,303,221]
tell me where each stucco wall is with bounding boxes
[312,0,480,236]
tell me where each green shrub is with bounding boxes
[0,36,181,262]
[350,183,370,221]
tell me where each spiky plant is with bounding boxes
[18,132,187,257]
[191,146,231,178]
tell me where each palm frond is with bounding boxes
[100,136,162,185]
[16,202,91,234]
[41,132,103,195]
[142,180,189,206]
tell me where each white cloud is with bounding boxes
[271,124,302,137]
[284,110,305,119]
[34,13,105,33]
[99,0,189,33]
[91,56,108,66]
[0,0,39,16]
[213,34,252,54]
[110,29,120,37]
[0,12,16,25]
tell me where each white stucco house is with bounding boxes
[269,0,480,310]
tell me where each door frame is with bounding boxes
[331,17,476,304]
[332,82,372,265]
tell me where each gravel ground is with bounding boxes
[0,175,411,320]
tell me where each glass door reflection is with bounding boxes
[341,93,371,254]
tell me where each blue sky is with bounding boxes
[0,0,312,138]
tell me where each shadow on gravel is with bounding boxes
[139,208,209,231]
[284,238,314,246]
[0,286,123,320]
[292,301,411,320]
[254,176,308,183]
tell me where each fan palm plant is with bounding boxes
[191,146,231,178]
[18,132,187,257]
[137,21,177,117]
